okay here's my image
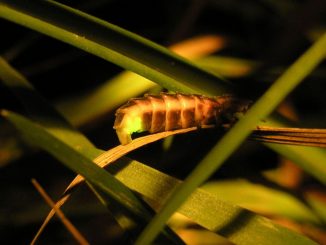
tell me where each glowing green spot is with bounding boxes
[125,116,144,134]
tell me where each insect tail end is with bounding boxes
[116,129,132,145]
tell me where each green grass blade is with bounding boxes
[56,72,156,126]
[135,32,326,245]
[87,184,139,243]
[108,158,316,245]
[87,183,183,244]
[197,56,258,78]
[267,143,326,184]
[0,56,97,157]
[0,0,230,95]
[203,180,321,224]
[305,193,326,223]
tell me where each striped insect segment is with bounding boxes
[114,93,251,144]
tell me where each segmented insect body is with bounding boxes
[114,93,250,144]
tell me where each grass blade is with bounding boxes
[0,0,230,95]
[0,56,97,157]
[203,179,321,224]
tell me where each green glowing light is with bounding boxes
[125,116,143,134]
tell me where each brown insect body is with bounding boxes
[114,93,250,144]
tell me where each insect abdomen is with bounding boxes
[114,93,249,144]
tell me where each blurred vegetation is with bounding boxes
[0,0,326,244]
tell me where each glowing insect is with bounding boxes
[114,93,251,144]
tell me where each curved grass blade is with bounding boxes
[1,110,183,244]
[0,56,97,157]
[305,191,326,223]
[0,0,230,95]
[57,72,156,127]
[197,56,258,78]
[135,32,326,245]
[203,180,321,224]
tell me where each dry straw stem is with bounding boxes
[68,128,198,190]
[251,126,326,147]
[31,179,89,245]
